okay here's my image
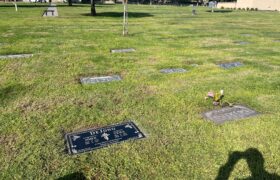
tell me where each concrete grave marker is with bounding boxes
[80,75,122,84]
[0,54,33,59]
[160,68,187,74]
[110,48,135,53]
[66,121,146,155]
[219,62,243,69]
[203,105,258,124]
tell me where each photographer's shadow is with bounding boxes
[216,148,280,180]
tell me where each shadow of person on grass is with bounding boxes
[57,172,86,180]
[81,12,153,18]
[216,148,280,180]
[0,84,29,107]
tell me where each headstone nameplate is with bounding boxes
[203,105,258,124]
[110,48,135,53]
[65,121,146,155]
[80,75,122,84]
[219,62,243,69]
[0,54,33,59]
[160,68,187,74]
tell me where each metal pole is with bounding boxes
[123,0,128,36]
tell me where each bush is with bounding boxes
[250,8,254,11]
[242,8,246,11]
[246,7,250,11]
[238,8,241,10]
[255,8,258,11]
[221,6,224,9]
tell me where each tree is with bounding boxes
[91,0,96,16]
[68,0,72,6]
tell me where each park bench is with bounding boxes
[44,9,55,16]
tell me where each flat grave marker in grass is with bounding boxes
[80,75,122,84]
[160,68,187,74]
[203,105,258,124]
[273,39,280,42]
[110,48,135,53]
[65,121,146,155]
[0,54,33,59]
[234,41,250,45]
[219,62,243,69]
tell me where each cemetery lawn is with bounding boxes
[1,3,280,179]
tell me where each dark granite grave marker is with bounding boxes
[234,41,250,45]
[219,62,243,69]
[65,121,146,155]
[203,105,258,124]
[80,75,122,84]
[160,68,187,74]
[0,54,33,59]
[110,48,135,53]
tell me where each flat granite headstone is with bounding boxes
[160,68,187,74]
[273,40,280,42]
[0,54,33,59]
[219,62,243,69]
[80,75,122,84]
[234,41,250,45]
[110,48,135,53]
[203,105,258,124]
[66,121,146,155]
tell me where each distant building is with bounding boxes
[217,0,280,11]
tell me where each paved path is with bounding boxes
[43,4,58,17]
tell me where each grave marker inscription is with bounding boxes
[0,54,33,59]
[160,68,187,74]
[219,62,243,69]
[203,105,258,124]
[110,48,135,53]
[65,121,146,155]
[80,75,122,84]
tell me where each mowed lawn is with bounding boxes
[0,3,280,179]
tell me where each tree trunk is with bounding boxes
[68,0,72,6]
[91,0,96,16]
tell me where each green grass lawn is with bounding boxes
[0,3,280,179]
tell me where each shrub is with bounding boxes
[246,7,250,11]
[250,8,254,11]
[221,6,224,9]
[238,8,241,10]
[242,8,246,11]
[255,8,258,11]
